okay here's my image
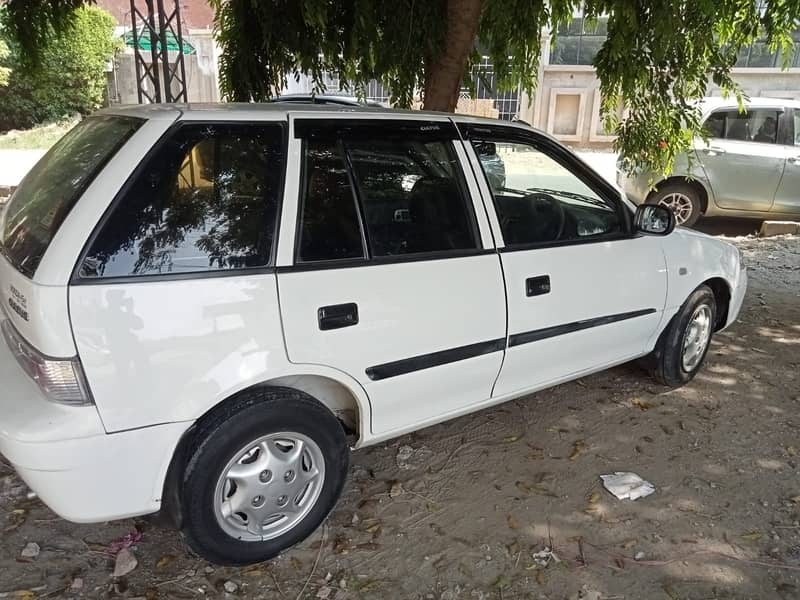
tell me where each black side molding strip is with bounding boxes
[366,338,505,381]
[508,308,657,348]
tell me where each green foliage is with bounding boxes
[6,0,800,176]
[0,39,10,86]
[0,5,119,131]
[4,0,91,68]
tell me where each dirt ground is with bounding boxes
[1,231,799,600]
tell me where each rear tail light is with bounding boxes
[1,319,94,406]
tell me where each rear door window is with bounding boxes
[296,123,479,263]
[0,116,143,277]
[703,109,781,143]
[79,123,285,279]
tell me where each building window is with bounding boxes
[550,15,608,66]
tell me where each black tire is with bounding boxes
[647,182,702,228]
[647,285,717,387]
[179,387,349,565]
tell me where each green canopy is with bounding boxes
[123,29,195,55]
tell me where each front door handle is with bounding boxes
[526,275,551,297]
[318,303,359,330]
[701,146,726,156]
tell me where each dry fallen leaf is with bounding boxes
[587,492,601,505]
[569,440,586,461]
[631,398,652,411]
[789,495,800,504]
[503,435,520,443]
[787,446,797,457]
[507,541,520,555]
[155,555,175,569]
[365,523,381,535]
[507,514,519,530]
[621,538,638,549]
[536,569,546,585]
[740,531,763,541]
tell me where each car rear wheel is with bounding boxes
[646,285,717,387]
[647,183,702,228]
[179,387,349,565]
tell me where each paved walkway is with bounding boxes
[0,149,46,187]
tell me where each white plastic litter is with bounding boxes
[600,472,655,500]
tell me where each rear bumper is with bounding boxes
[0,333,190,522]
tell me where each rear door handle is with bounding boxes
[526,275,551,297]
[318,303,359,330]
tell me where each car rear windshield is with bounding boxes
[0,115,143,278]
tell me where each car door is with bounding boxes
[460,123,668,398]
[276,115,506,437]
[772,107,800,215]
[698,107,786,212]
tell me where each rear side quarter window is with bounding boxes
[78,123,285,280]
[0,116,143,278]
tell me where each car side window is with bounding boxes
[346,139,478,256]
[703,109,781,144]
[297,140,365,262]
[794,112,800,145]
[472,139,622,246]
[80,123,284,278]
[296,129,479,262]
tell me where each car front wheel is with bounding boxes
[647,183,702,228]
[647,285,717,387]
[179,387,349,565]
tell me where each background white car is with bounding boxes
[618,97,800,227]
[0,104,746,565]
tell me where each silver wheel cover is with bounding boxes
[681,304,713,371]
[658,192,694,225]
[213,432,326,541]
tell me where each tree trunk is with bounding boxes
[422,0,482,112]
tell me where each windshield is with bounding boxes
[0,115,143,277]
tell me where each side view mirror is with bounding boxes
[634,204,675,236]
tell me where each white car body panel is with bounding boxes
[0,104,747,525]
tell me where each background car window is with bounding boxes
[297,141,365,262]
[703,109,781,143]
[345,139,478,256]
[80,123,283,278]
[795,112,800,145]
[473,140,621,245]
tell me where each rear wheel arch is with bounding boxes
[649,176,710,214]
[160,376,365,528]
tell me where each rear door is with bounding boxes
[698,106,786,212]
[772,107,800,215]
[461,123,667,398]
[276,116,506,437]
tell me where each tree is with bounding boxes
[0,39,10,87]
[0,4,119,130]
[209,0,800,174]
[6,1,800,174]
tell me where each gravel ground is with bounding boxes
[1,233,799,600]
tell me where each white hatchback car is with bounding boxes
[0,104,746,565]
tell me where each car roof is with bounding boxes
[699,96,800,111]
[96,102,530,129]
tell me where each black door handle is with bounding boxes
[526,275,551,297]
[318,303,359,330]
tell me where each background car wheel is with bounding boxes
[646,285,717,387]
[647,183,702,228]
[180,387,349,565]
